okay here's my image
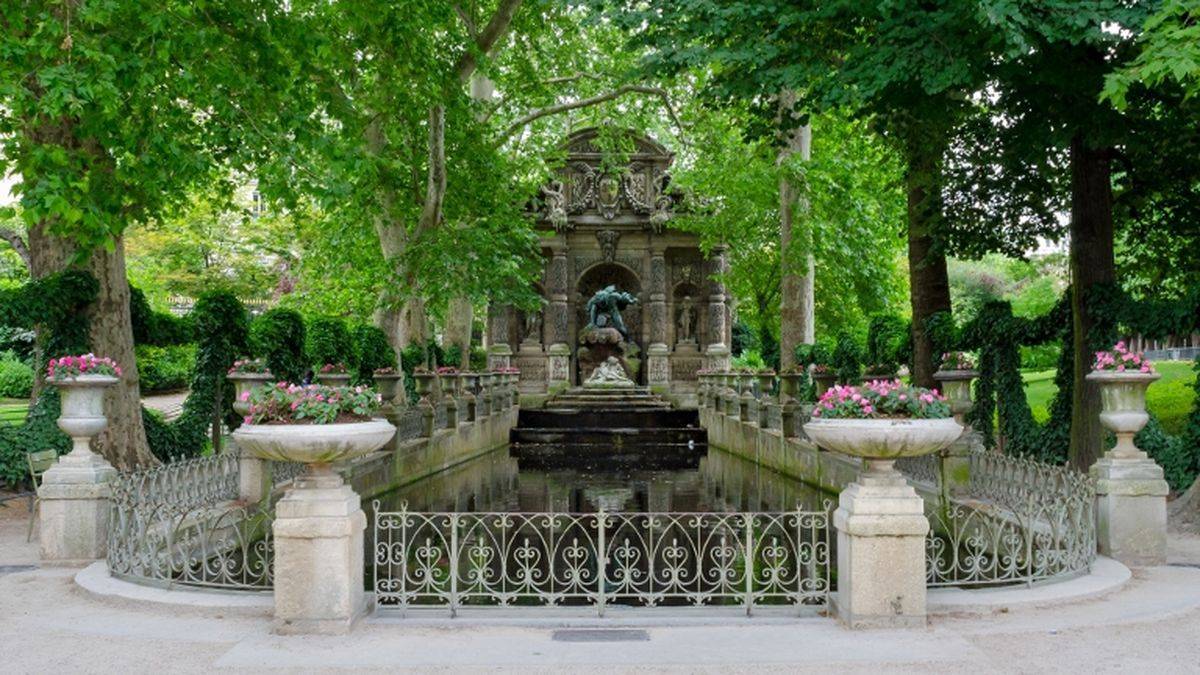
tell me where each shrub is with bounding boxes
[144,291,248,462]
[1137,414,1196,492]
[250,308,306,383]
[866,315,907,371]
[136,344,195,393]
[0,390,69,489]
[351,324,394,384]
[1020,343,1061,371]
[832,332,863,384]
[0,355,33,399]
[469,346,488,372]
[129,286,193,346]
[306,316,353,371]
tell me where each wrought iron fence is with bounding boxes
[107,454,274,590]
[372,504,832,616]
[925,452,1096,587]
[271,460,306,486]
[895,453,939,487]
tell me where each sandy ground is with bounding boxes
[3,501,1200,674]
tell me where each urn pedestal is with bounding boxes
[228,373,275,502]
[1087,371,1168,567]
[804,417,963,629]
[233,420,395,634]
[39,375,119,564]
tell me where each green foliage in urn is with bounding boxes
[306,317,353,374]
[250,308,307,384]
[811,381,951,420]
[245,383,381,425]
[351,324,395,386]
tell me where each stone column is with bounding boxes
[833,460,929,629]
[272,467,367,634]
[546,244,572,393]
[647,249,670,392]
[237,443,270,503]
[486,303,513,371]
[704,249,730,371]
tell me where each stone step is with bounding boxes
[517,409,701,430]
[511,427,707,445]
[509,442,708,471]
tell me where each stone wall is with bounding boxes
[340,408,518,501]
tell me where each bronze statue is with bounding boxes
[586,285,638,342]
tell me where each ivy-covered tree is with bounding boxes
[0,0,303,467]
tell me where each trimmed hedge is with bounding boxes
[136,344,195,393]
[0,354,33,399]
[306,316,353,371]
[351,324,395,384]
[129,286,193,346]
[250,308,306,383]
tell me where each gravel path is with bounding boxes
[3,501,1199,674]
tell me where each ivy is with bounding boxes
[143,291,248,462]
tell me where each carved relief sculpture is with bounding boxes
[596,229,620,263]
[522,309,542,345]
[542,179,570,233]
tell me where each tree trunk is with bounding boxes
[26,220,74,399]
[905,138,952,389]
[779,120,814,371]
[1068,135,1116,472]
[444,296,474,367]
[86,236,155,469]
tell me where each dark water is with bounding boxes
[371,445,833,514]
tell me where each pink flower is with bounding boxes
[240,391,251,401]
[243,416,253,424]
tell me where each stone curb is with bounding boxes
[75,561,273,612]
[927,556,1131,615]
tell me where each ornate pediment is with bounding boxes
[539,128,678,232]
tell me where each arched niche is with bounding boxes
[670,280,705,348]
[575,262,643,343]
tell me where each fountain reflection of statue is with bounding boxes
[586,285,638,343]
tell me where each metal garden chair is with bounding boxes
[25,449,58,542]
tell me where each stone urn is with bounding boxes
[233,419,396,468]
[373,372,404,407]
[804,415,963,629]
[55,374,121,456]
[233,418,395,634]
[229,372,274,417]
[412,372,437,402]
[778,372,806,404]
[316,371,352,387]
[1086,370,1160,459]
[933,369,979,425]
[755,371,776,399]
[812,370,837,399]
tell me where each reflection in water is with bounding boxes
[374,446,833,514]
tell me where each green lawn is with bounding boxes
[1024,360,1197,434]
[0,399,29,425]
